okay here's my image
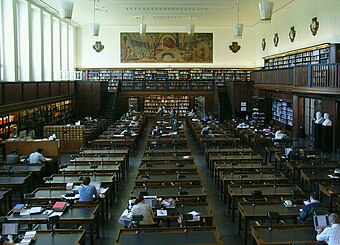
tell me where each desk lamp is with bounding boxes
[43,176,53,197]
[144,163,153,176]
[3,166,12,176]
[239,174,248,189]
[177,173,186,190]
[140,175,150,192]
[131,215,144,233]
[272,173,277,188]
[80,148,86,157]
[290,189,301,204]
[267,211,280,231]
[178,190,189,223]
[59,164,67,180]
[180,213,193,233]
[251,190,262,206]
[90,163,98,178]
[47,215,60,235]
[23,193,35,205]
[176,162,185,188]
[70,154,79,169]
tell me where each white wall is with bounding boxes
[255,0,340,67]
[76,0,340,69]
[76,25,257,68]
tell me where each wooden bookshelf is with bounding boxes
[272,99,293,126]
[264,43,340,70]
[143,95,190,116]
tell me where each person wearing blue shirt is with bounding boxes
[299,193,327,222]
[78,177,99,202]
[6,149,20,164]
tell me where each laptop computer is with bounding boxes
[2,223,18,236]
[313,214,330,229]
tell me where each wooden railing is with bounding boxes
[252,63,340,89]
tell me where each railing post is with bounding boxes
[307,65,312,87]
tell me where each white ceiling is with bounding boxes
[38,0,294,27]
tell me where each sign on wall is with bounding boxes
[120,33,213,63]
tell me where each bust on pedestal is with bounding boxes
[321,113,333,152]
[313,111,323,149]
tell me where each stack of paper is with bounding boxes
[19,230,37,244]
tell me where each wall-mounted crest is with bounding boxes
[261,38,266,51]
[289,26,296,42]
[93,41,104,53]
[229,42,241,53]
[273,33,279,47]
[310,17,319,36]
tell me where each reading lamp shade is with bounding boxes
[89,23,100,37]
[60,0,74,19]
[139,23,146,34]
[232,23,244,38]
[259,1,274,23]
[187,24,195,35]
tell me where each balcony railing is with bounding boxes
[252,63,340,89]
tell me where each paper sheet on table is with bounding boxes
[49,212,63,217]
[187,211,201,216]
[156,210,168,216]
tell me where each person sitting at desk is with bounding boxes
[28,148,46,164]
[78,177,99,202]
[9,127,18,138]
[151,125,162,137]
[201,125,212,135]
[0,235,14,245]
[120,126,135,136]
[299,193,327,222]
[6,149,20,164]
[130,195,155,225]
[129,117,139,127]
[287,147,300,161]
[274,128,288,139]
[316,213,340,245]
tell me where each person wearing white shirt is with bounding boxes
[130,195,155,225]
[29,148,46,164]
[316,213,340,245]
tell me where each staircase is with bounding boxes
[102,92,116,121]
[217,90,233,122]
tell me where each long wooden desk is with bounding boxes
[220,172,288,200]
[227,184,304,222]
[144,148,191,156]
[7,205,99,245]
[141,155,194,163]
[130,185,207,202]
[209,154,263,170]
[319,182,340,212]
[238,201,301,244]
[32,229,86,245]
[300,170,337,192]
[135,173,201,186]
[115,227,223,245]
[251,225,317,245]
[0,174,32,201]
[206,147,254,164]
[0,188,12,213]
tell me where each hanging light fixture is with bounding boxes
[187,16,195,35]
[89,0,100,37]
[232,0,243,38]
[139,16,146,35]
[258,0,274,23]
[59,0,74,19]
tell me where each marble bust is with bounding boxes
[315,111,324,124]
[322,112,332,126]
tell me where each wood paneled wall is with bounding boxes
[74,81,102,119]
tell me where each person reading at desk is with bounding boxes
[6,149,20,164]
[201,125,212,135]
[28,148,46,164]
[316,213,340,245]
[0,235,14,245]
[78,177,99,202]
[151,125,162,137]
[130,195,155,225]
[299,193,327,223]
[120,126,135,136]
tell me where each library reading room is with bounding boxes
[1,0,340,244]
